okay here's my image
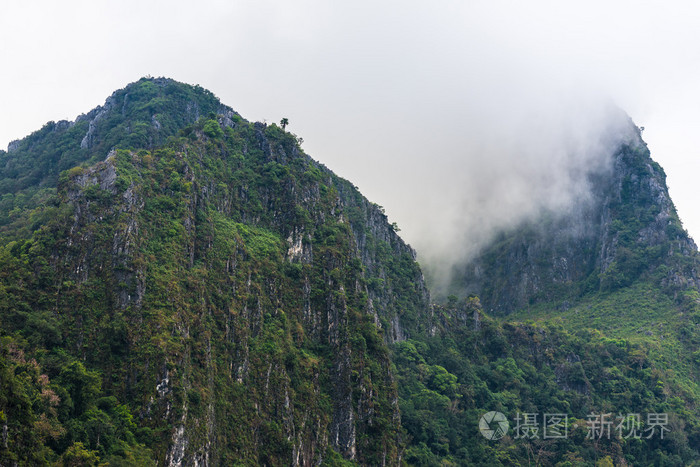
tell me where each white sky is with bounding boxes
[1,1,699,256]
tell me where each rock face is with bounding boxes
[0,78,430,465]
[454,123,699,314]
[0,77,233,198]
[3,77,700,467]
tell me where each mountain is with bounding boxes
[0,78,430,465]
[0,78,235,242]
[444,116,700,414]
[452,121,699,315]
[419,115,700,464]
[1,78,229,192]
[1,78,699,466]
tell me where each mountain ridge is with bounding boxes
[452,123,699,314]
[1,77,699,466]
[1,77,433,465]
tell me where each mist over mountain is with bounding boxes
[411,97,636,297]
[0,78,699,466]
[452,124,699,311]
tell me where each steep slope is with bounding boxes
[448,122,700,401]
[453,122,699,315]
[2,78,699,466]
[396,298,700,465]
[382,112,700,464]
[423,116,700,464]
[0,77,235,239]
[0,78,429,465]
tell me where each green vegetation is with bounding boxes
[0,77,226,238]
[423,132,700,465]
[508,280,700,412]
[0,336,154,465]
[0,79,414,464]
[0,77,699,465]
[396,298,700,466]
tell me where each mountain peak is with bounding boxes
[0,80,431,463]
[450,125,699,314]
[2,80,700,465]
[1,78,237,192]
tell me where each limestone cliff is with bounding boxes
[0,78,430,465]
[454,122,700,314]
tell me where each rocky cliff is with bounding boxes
[453,121,700,314]
[2,78,699,466]
[0,78,429,465]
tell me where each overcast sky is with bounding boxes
[2,1,700,271]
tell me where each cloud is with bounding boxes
[1,1,699,292]
[356,79,634,294]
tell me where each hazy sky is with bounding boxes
[2,1,700,270]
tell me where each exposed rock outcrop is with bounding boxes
[455,123,700,314]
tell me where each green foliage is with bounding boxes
[202,119,223,138]
[61,441,100,466]
[59,361,101,417]
[395,299,700,465]
[0,77,228,238]
[2,79,699,466]
[0,336,152,465]
[0,93,411,464]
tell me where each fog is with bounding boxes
[352,86,634,292]
[1,1,699,290]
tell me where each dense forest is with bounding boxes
[0,78,698,466]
